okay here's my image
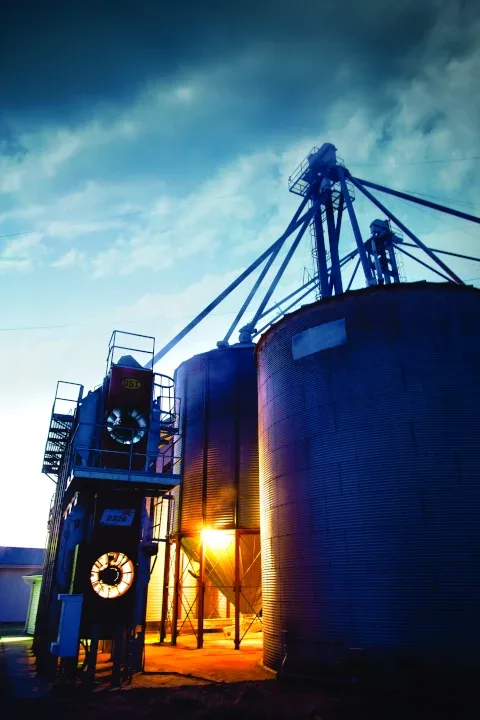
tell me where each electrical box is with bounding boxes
[50,594,83,658]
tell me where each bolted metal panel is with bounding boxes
[256,282,480,676]
[175,345,260,533]
[169,486,181,536]
[176,358,205,531]
[205,350,237,528]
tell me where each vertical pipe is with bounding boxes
[325,195,343,294]
[171,536,181,646]
[197,537,205,649]
[313,206,330,296]
[159,539,171,642]
[370,237,384,283]
[111,625,125,687]
[234,529,241,650]
[388,244,401,283]
[133,497,148,672]
[337,167,376,286]
[85,622,100,690]
[129,430,133,476]
[335,194,344,239]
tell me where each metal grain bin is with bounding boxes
[162,344,261,646]
[256,282,480,676]
[175,344,259,533]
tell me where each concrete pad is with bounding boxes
[143,636,273,685]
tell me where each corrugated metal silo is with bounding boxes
[162,344,261,648]
[256,282,480,677]
[176,344,259,532]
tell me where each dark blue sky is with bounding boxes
[1,1,475,130]
[1,0,479,547]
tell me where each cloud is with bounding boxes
[1,0,479,554]
[0,232,46,272]
[0,1,478,297]
[1,0,478,275]
[113,266,259,375]
[52,247,86,269]
[83,149,297,277]
[4,2,478,127]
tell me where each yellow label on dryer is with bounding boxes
[121,378,141,390]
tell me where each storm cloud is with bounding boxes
[1,0,480,548]
[1,0,478,204]
[1,1,478,129]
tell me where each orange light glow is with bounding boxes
[200,528,233,552]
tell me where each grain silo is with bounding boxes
[160,343,261,648]
[256,282,480,679]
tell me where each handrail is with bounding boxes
[68,420,182,479]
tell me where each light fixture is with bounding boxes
[106,408,147,445]
[200,528,234,552]
[90,551,135,599]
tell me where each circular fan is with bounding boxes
[90,551,135,599]
[106,407,147,445]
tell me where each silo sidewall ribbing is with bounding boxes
[256,282,480,678]
[174,345,261,614]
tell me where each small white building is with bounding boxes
[0,547,44,628]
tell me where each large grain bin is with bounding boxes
[162,343,261,647]
[256,282,480,677]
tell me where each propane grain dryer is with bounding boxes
[36,331,180,686]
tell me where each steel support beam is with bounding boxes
[234,529,241,650]
[352,177,480,226]
[257,277,316,321]
[254,285,317,337]
[247,216,312,330]
[335,195,344,240]
[339,246,360,268]
[111,625,125,688]
[197,539,205,649]
[171,536,181,646]
[393,244,454,283]
[346,257,361,291]
[400,243,480,263]
[387,243,401,284]
[221,194,311,344]
[337,166,376,286]
[351,177,464,284]
[258,246,359,325]
[159,539,171,643]
[313,207,330,296]
[325,194,343,294]
[148,201,321,367]
[369,238,385,284]
[84,623,101,690]
[254,246,360,336]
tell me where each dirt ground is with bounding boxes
[2,634,478,720]
[5,674,479,720]
[5,680,344,720]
